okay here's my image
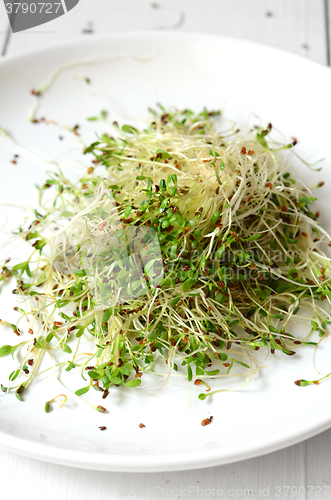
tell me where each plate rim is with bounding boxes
[1,29,330,70]
[1,30,331,472]
[1,415,331,472]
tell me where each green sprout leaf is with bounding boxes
[124,379,141,388]
[75,386,90,396]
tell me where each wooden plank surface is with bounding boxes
[1,2,331,499]
[0,439,311,500]
[1,431,330,500]
[3,0,328,65]
[0,2,11,55]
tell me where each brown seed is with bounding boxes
[240,147,247,155]
[99,426,107,431]
[201,416,213,426]
[139,423,146,428]
[194,379,202,385]
[102,390,109,400]
[28,359,34,366]
[97,405,106,413]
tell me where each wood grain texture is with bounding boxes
[0,439,317,500]
[166,0,327,64]
[327,0,331,64]
[0,3,11,55]
[1,2,331,499]
[3,0,328,64]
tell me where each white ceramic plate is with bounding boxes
[1,32,331,472]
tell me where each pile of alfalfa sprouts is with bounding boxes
[1,106,331,412]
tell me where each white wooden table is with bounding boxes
[0,1,331,499]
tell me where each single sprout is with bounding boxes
[45,394,68,412]
[294,370,331,386]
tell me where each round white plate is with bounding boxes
[0,32,331,472]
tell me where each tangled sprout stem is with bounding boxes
[1,107,331,407]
